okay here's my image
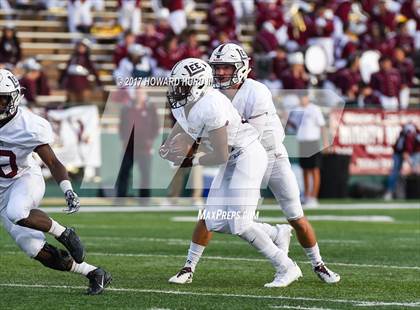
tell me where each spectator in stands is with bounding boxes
[327,54,362,103]
[19,58,50,104]
[371,1,397,33]
[255,21,279,53]
[209,30,233,50]
[116,88,159,200]
[272,45,289,80]
[113,31,136,66]
[384,123,418,200]
[256,0,284,31]
[165,0,187,35]
[182,30,203,59]
[393,47,415,109]
[307,5,335,67]
[208,0,237,44]
[370,55,401,110]
[155,8,173,38]
[114,43,154,83]
[286,6,312,50]
[232,0,254,21]
[290,94,328,208]
[59,39,102,103]
[137,23,164,53]
[334,23,359,69]
[0,25,21,66]
[67,0,94,33]
[280,52,309,89]
[155,35,184,76]
[118,0,142,35]
[361,22,395,56]
[394,22,415,57]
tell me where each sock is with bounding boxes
[48,219,66,238]
[184,242,205,272]
[254,223,278,243]
[70,261,96,276]
[304,243,323,267]
[239,223,293,272]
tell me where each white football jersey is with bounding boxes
[231,79,285,153]
[0,107,53,189]
[171,88,258,149]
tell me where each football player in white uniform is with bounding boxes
[162,58,301,287]
[169,44,340,285]
[0,69,111,295]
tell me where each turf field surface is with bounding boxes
[0,204,419,310]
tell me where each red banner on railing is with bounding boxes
[329,109,420,175]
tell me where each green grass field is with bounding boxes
[1,204,419,309]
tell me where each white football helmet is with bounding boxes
[209,43,251,89]
[167,58,213,109]
[0,69,22,120]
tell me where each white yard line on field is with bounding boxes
[1,283,419,308]
[40,203,420,213]
[354,301,420,307]
[270,306,337,310]
[81,236,366,246]
[171,216,395,223]
[4,251,420,271]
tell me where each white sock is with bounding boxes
[239,223,293,272]
[70,261,97,276]
[184,242,205,272]
[304,243,323,267]
[254,223,277,242]
[48,219,66,238]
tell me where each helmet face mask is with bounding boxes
[0,69,21,121]
[167,81,193,109]
[209,43,251,89]
[167,58,213,109]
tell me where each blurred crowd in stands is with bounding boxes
[0,0,418,110]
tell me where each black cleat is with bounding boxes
[86,268,112,295]
[56,227,85,263]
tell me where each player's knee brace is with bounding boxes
[34,243,73,271]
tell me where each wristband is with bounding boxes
[59,180,73,193]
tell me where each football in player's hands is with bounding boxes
[169,133,194,157]
[168,133,195,158]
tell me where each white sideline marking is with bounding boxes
[4,251,420,271]
[40,203,420,213]
[354,301,420,307]
[270,306,337,310]
[81,236,365,246]
[171,215,395,223]
[1,283,419,308]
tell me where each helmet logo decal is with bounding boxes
[184,63,205,76]
[236,48,247,60]
[7,75,19,88]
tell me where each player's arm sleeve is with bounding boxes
[202,106,229,132]
[247,113,269,138]
[246,85,271,137]
[31,118,54,149]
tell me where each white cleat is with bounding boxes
[168,267,193,284]
[264,262,302,288]
[313,264,340,284]
[274,224,293,254]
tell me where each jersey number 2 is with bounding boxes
[0,150,18,178]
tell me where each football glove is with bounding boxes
[63,190,81,214]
